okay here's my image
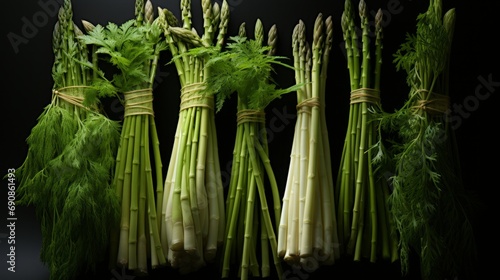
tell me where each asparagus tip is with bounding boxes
[81,19,95,33]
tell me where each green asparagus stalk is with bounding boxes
[79,0,168,275]
[335,0,398,263]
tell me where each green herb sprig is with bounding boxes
[14,0,122,279]
[375,0,479,278]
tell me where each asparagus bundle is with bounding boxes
[277,13,340,269]
[197,21,301,279]
[335,0,398,263]
[80,0,169,274]
[14,0,121,279]
[376,0,478,278]
[159,0,229,274]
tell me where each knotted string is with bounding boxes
[412,89,449,115]
[350,88,381,105]
[296,97,321,114]
[236,109,266,125]
[123,88,154,117]
[179,82,214,112]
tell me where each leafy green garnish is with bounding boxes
[79,18,167,93]
[186,36,301,112]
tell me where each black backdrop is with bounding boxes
[1,0,498,279]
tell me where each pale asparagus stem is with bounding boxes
[164,158,176,260]
[188,107,204,260]
[162,116,182,255]
[210,115,225,247]
[180,111,197,253]
[312,174,323,253]
[278,151,292,257]
[319,14,338,263]
[171,110,192,252]
[204,130,220,261]
[284,137,300,263]
[300,12,324,258]
[196,108,209,242]
[278,42,301,255]
[277,27,301,260]
[317,129,334,262]
[149,119,164,231]
[297,22,308,257]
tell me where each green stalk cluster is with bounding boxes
[335,0,398,263]
[377,0,479,278]
[14,0,121,279]
[159,0,229,274]
[277,13,340,270]
[196,20,301,280]
[80,0,168,275]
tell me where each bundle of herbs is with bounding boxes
[14,0,121,279]
[159,0,229,274]
[79,0,171,274]
[374,0,478,278]
[335,0,399,263]
[277,13,340,270]
[195,21,300,279]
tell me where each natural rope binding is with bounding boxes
[237,109,266,125]
[124,88,154,117]
[53,85,94,109]
[296,97,321,114]
[179,82,214,111]
[413,90,450,115]
[350,88,381,105]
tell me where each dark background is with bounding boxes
[1,0,498,279]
